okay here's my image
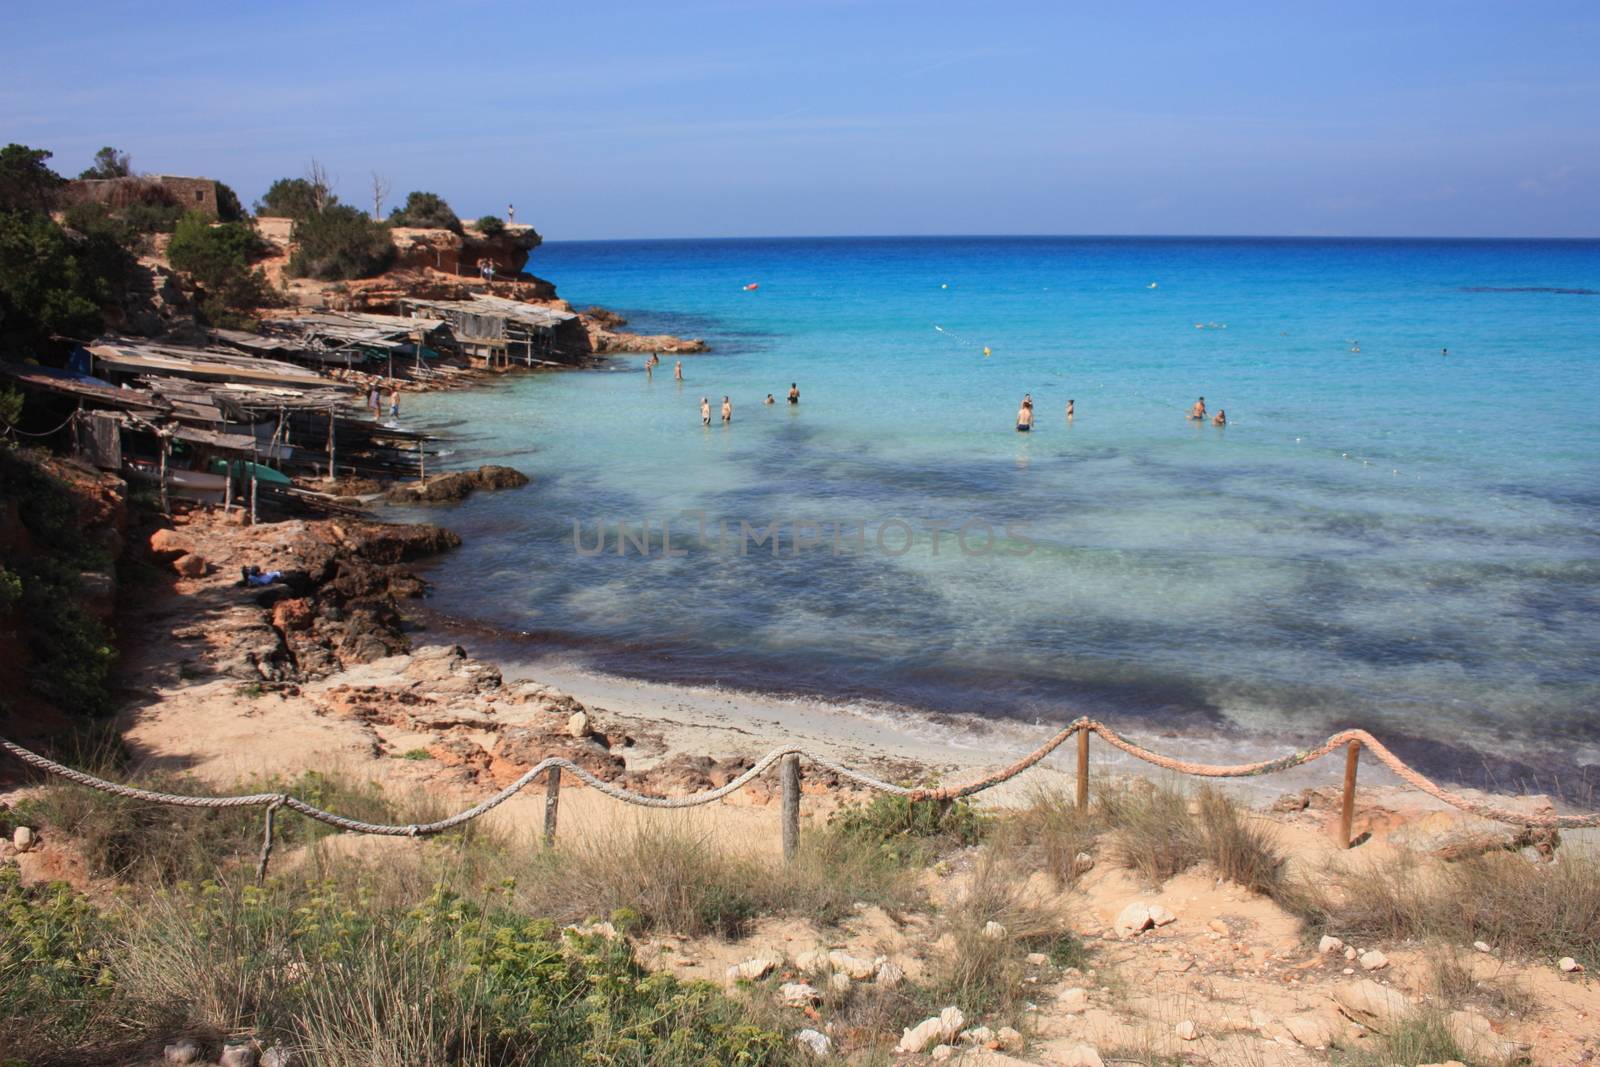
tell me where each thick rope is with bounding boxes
[5,718,1598,838]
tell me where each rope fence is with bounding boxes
[5,718,1596,881]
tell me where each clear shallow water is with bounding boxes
[403,237,1600,792]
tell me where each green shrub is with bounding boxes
[165,212,273,327]
[113,877,802,1067]
[78,146,131,180]
[828,792,987,864]
[0,208,130,358]
[476,214,506,237]
[390,190,461,232]
[0,142,65,214]
[0,449,118,717]
[0,864,114,1054]
[254,176,327,220]
[288,204,395,280]
[167,212,263,286]
[214,181,245,222]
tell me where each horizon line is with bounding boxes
[538,231,1600,245]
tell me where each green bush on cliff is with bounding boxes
[0,449,117,718]
[288,203,396,281]
[829,792,987,864]
[1,868,800,1067]
[255,175,329,220]
[476,214,506,237]
[390,190,462,233]
[166,211,275,328]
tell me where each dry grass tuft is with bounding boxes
[1288,848,1600,970]
[505,815,920,938]
[993,785,1103,888]
[919,852,1084,1023]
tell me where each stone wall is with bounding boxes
[62,175,221,218]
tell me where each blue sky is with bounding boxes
[4,1,1596,239]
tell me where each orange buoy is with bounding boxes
[743,283,759,291]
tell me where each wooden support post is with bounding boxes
[157,437,170,517]
[1076,726,1090,809]
[327,406,336,480]
[224,470,232,514]
[418,439,425,482]
[542,766,561,846]
[249,473,258,526]
[781,753,801,863]
[1339,741,1360,848]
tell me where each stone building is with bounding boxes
[61,175,222,218]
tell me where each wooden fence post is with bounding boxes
[1339,741,1361,848]
[1076,726,1090,810]
[780,754,801,863]
[543,766,561,846]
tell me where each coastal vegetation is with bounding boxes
[165,211,276,328]
[0,144,138,359]
[7,743,1598,1064]
[390,190,463,232]
[0,448,119,722]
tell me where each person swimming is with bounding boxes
[1188,396,1206,420]
[1016,399,1034,432]
[721,396,732,423]
[700,397,711,426]
[765,393,775,405]
[787,382,800,404]
[1212,409,1226,426]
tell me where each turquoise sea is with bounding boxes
[404,237,1600,793]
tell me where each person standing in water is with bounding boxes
[1016,398,1034,432]
[1188,396,1206,420]
[674,359,683,381]
[700,397,711,426]
[764,393,775,405]
[1212,409,1227,426]
[787,382,800,404]
[1065,398,1075,420]
[721,396,733,423]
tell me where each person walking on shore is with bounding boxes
[389,388,401,419]
[787,382,800,405]
[700,397,711,426]
[368,384,380,415]
[721,396,732,424]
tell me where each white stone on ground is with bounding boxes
[1318,935,1345,953]
[1114,901,1153,938]
[1359,949,1389,971]
[1175,1020,1198,1041]
[779,982,820,1007]
[1059,1042,1106,1067]
[793,1029,831,1057]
